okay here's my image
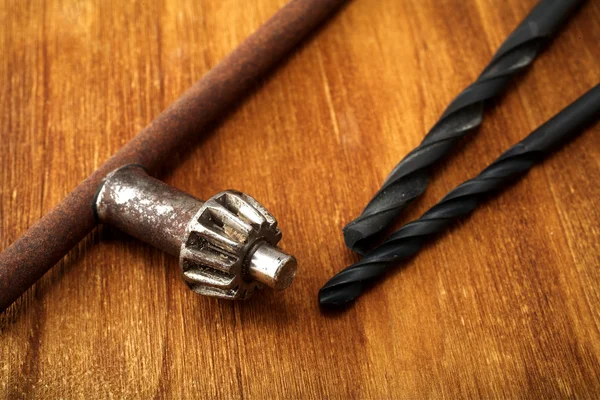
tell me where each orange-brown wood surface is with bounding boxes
[1,0,599,398]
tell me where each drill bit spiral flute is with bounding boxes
[343,0,585,254]
[321,84,600,307]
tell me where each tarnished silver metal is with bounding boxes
[94,165,201,256]
[94,165,297,300]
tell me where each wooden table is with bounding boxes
[1,0,599,397]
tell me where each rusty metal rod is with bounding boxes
[0,0,347,312]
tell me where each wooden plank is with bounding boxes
[1,0,598,397]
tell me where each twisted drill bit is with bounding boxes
[321,84,600,307]
[343,0,585,254]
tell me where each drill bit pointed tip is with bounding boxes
[343,214,391,255]
[318,282,364,308]
[343,173,430,254]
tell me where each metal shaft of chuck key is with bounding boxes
[321,84,600,307]
[343,0,585,254]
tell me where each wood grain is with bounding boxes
[1,0,599,397]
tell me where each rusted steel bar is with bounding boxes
[0,0,347,312]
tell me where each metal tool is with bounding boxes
[321,84,600,307]
[94,165,296,300]
[343,0,585,254]
[0,0,347,311]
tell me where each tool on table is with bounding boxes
[343,0,585,254]
[95,165,296,299]
[0,0,347,311]
[321,84,600,307]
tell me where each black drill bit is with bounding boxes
[343,0,585,254]
[321,84,600,307]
